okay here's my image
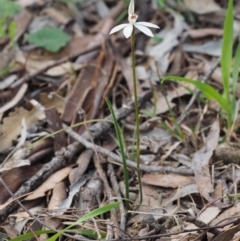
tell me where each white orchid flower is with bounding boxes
[109,0,159,38]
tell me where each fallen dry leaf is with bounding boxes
[147,14,188,72]
[162,182,199,206]
[48,182,67,210]
[212,224,240,241]
[0,225,18,239]
[142,173,195,188]
[184,0,221,14]
[210,202,240,226]
[51,176,89,216]
[198,206,220,224]
[183,39,222,57]
[9,206,42,223]
[0,166,41,204]
[0,93,64,152]
[25,166,72,200]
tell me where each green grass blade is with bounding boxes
[47,201,120,241]
[232,40,240,95]
[10,230,55,241]
[231,40,240,121]
[106,98,129,209]
[162,76,231,115]
[66,228,106,238]
[221,0,233,101]
[161,90,183,140]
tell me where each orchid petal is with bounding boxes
[109,24,129,35]
[123,24,133,38]
[134,24,154,37]
[128,0,135,15]
[136,22,160,29]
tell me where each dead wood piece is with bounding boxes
[0,90,152,223]
[213,142,240,165]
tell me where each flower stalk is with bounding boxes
[130,30,143,204]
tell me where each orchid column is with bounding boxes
[110,0,159,204]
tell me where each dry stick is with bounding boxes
[92,154,120,239]
[65,127,194,175]
[108,163,127,232]
[11,44,101,88]
[0,90,152,223]
[177,59,220,124]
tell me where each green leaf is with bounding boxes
[162,76,231,115]
[27,27,70,52]
[47,201,120,241]
[221,0,233,101]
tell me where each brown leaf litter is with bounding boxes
[0,0,240,240]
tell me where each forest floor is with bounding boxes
[0,0,240,240]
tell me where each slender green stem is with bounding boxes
[131,31,143,205]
